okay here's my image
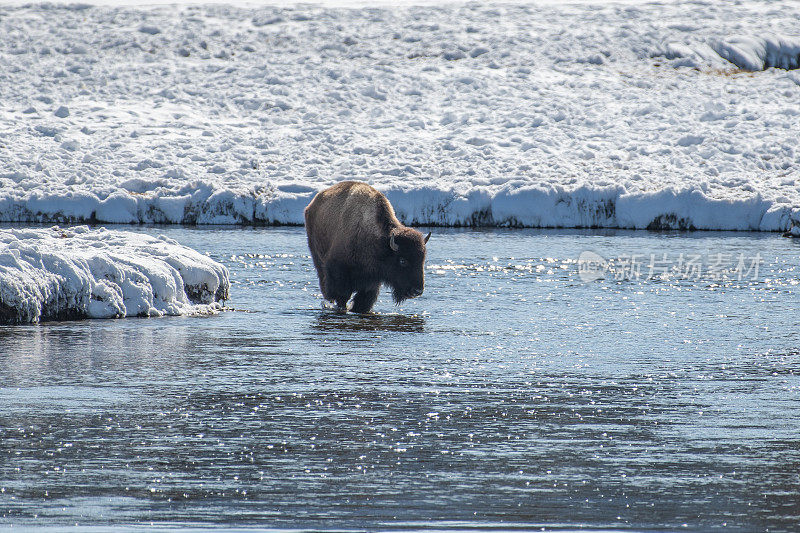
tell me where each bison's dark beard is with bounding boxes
[391,286,409,304]
[391,284,422,304]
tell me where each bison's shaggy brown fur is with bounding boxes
[304,181,430,313]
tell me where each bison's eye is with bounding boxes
[399,257,408,267]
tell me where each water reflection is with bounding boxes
[312,311,426,333]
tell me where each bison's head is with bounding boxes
[384,227,430,303]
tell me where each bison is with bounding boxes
[304,181,431,313]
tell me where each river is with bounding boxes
[1,226,798,531]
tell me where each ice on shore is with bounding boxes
[0,1,798,231]
[0,226,229,324]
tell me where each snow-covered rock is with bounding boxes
[0,226,229,324]
[0,1,798,231]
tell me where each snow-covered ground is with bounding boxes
[0,1,799,230]
[0,226,229,323]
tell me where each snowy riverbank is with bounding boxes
[0,226,229,323]
[0,1,798,230]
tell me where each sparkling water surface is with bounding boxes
[1,226,799,531]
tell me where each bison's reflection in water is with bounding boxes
[313,311,425,333]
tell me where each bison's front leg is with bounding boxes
[351,286,380,314]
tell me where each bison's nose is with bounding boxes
[410,288,424,298]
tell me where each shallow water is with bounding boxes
[1,226,800,531]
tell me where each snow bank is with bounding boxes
[713,35,800,71]
[0,1,799,231]
[659,34,800,71]
[0,226,229,324]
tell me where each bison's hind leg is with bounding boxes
[351,286,380,314]
[322,262,353,310]
[324,284,351,311]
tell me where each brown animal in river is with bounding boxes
[304,181,431,313]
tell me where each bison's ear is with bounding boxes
[424,232,431,244]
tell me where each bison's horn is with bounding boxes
[424,232,431,244]
[389,233,399,252]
